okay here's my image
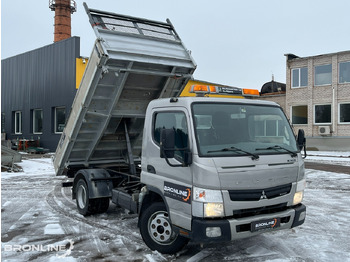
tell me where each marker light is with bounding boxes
[189,85,217,94]
[190,84,251,97]
[209,85,217,93]
[242,88,260,96]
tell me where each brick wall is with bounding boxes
[286,51,350,137]
[257,94,286,113]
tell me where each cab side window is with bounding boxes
[153,112,188,160]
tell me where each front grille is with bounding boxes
[232,202,288,219]
[228,184,292,201]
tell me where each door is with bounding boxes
[146,108,193,230]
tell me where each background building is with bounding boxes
[286,51,350,150]
[256,51,350,150]
[1,0,83,152]
[1,37,87,151]
[257,78,286,111]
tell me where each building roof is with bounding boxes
[260,80,286,95]
[284,50,350,62]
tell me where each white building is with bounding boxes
[258,50,350,151]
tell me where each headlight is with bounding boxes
[293,179,306,205]
[193,187,223,203]
[293,191,304,205]
[193,187,224,217]
[204,203,224,217]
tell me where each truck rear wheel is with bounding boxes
[139,202,189,254]
[96,198,109,213]
[76,179,109,216]
[76,179,90,215]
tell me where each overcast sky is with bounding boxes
[1,0,350,90]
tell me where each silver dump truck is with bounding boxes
[54,4,307,254]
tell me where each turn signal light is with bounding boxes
[190,85,217,93]
[242,88,259,96]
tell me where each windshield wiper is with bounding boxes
[208,146,259,160]
[255,145,297,157]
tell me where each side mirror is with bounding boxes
[160,128,192,167]
[160,128,175,159]
[297,129,305,150]
[297,129,307,158]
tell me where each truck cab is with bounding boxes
[139,96,306,252]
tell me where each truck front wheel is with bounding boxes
[139,202,189,254]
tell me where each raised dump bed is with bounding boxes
[54,4,196,176]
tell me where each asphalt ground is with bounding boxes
[305,162,350,174]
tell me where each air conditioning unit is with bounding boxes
[318,126,331,136]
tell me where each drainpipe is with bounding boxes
[332,86,335,135]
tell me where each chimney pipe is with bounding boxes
[49,0,77,42]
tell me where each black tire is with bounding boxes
[95,197,110,213]
[75,179,110,216]
[76,179,91,216]
[139,202,189,254]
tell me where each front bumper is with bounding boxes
[190,204,306,243]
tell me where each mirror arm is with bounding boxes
[302,142,307,159]
[160,146,185,167]
[160,146,191,167]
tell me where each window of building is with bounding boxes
[315,64,332,86]
[314,104,331,124]
[255,118,284,137]
[33,109,43,134]
[291,105,308,124]
[55,107,66,133]
[339,61,350,83]
[292,67,308,88]
[339,103,350,123]
[15,111,22,134]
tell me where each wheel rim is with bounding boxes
[77,184,87,209]
[148,211,176,245]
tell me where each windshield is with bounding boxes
[192,102,298,157]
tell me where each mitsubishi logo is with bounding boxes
[260,190,267,200]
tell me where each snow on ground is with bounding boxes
[1,152,350,261]
[304,151,350,166]
[2,157,55,178]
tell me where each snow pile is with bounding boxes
[2,157,55,178]
[305,151,350,166]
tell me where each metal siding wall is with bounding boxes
[1,37,80,151]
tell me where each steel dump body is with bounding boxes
[54,5,196,176]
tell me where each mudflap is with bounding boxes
[73,169,113,200]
